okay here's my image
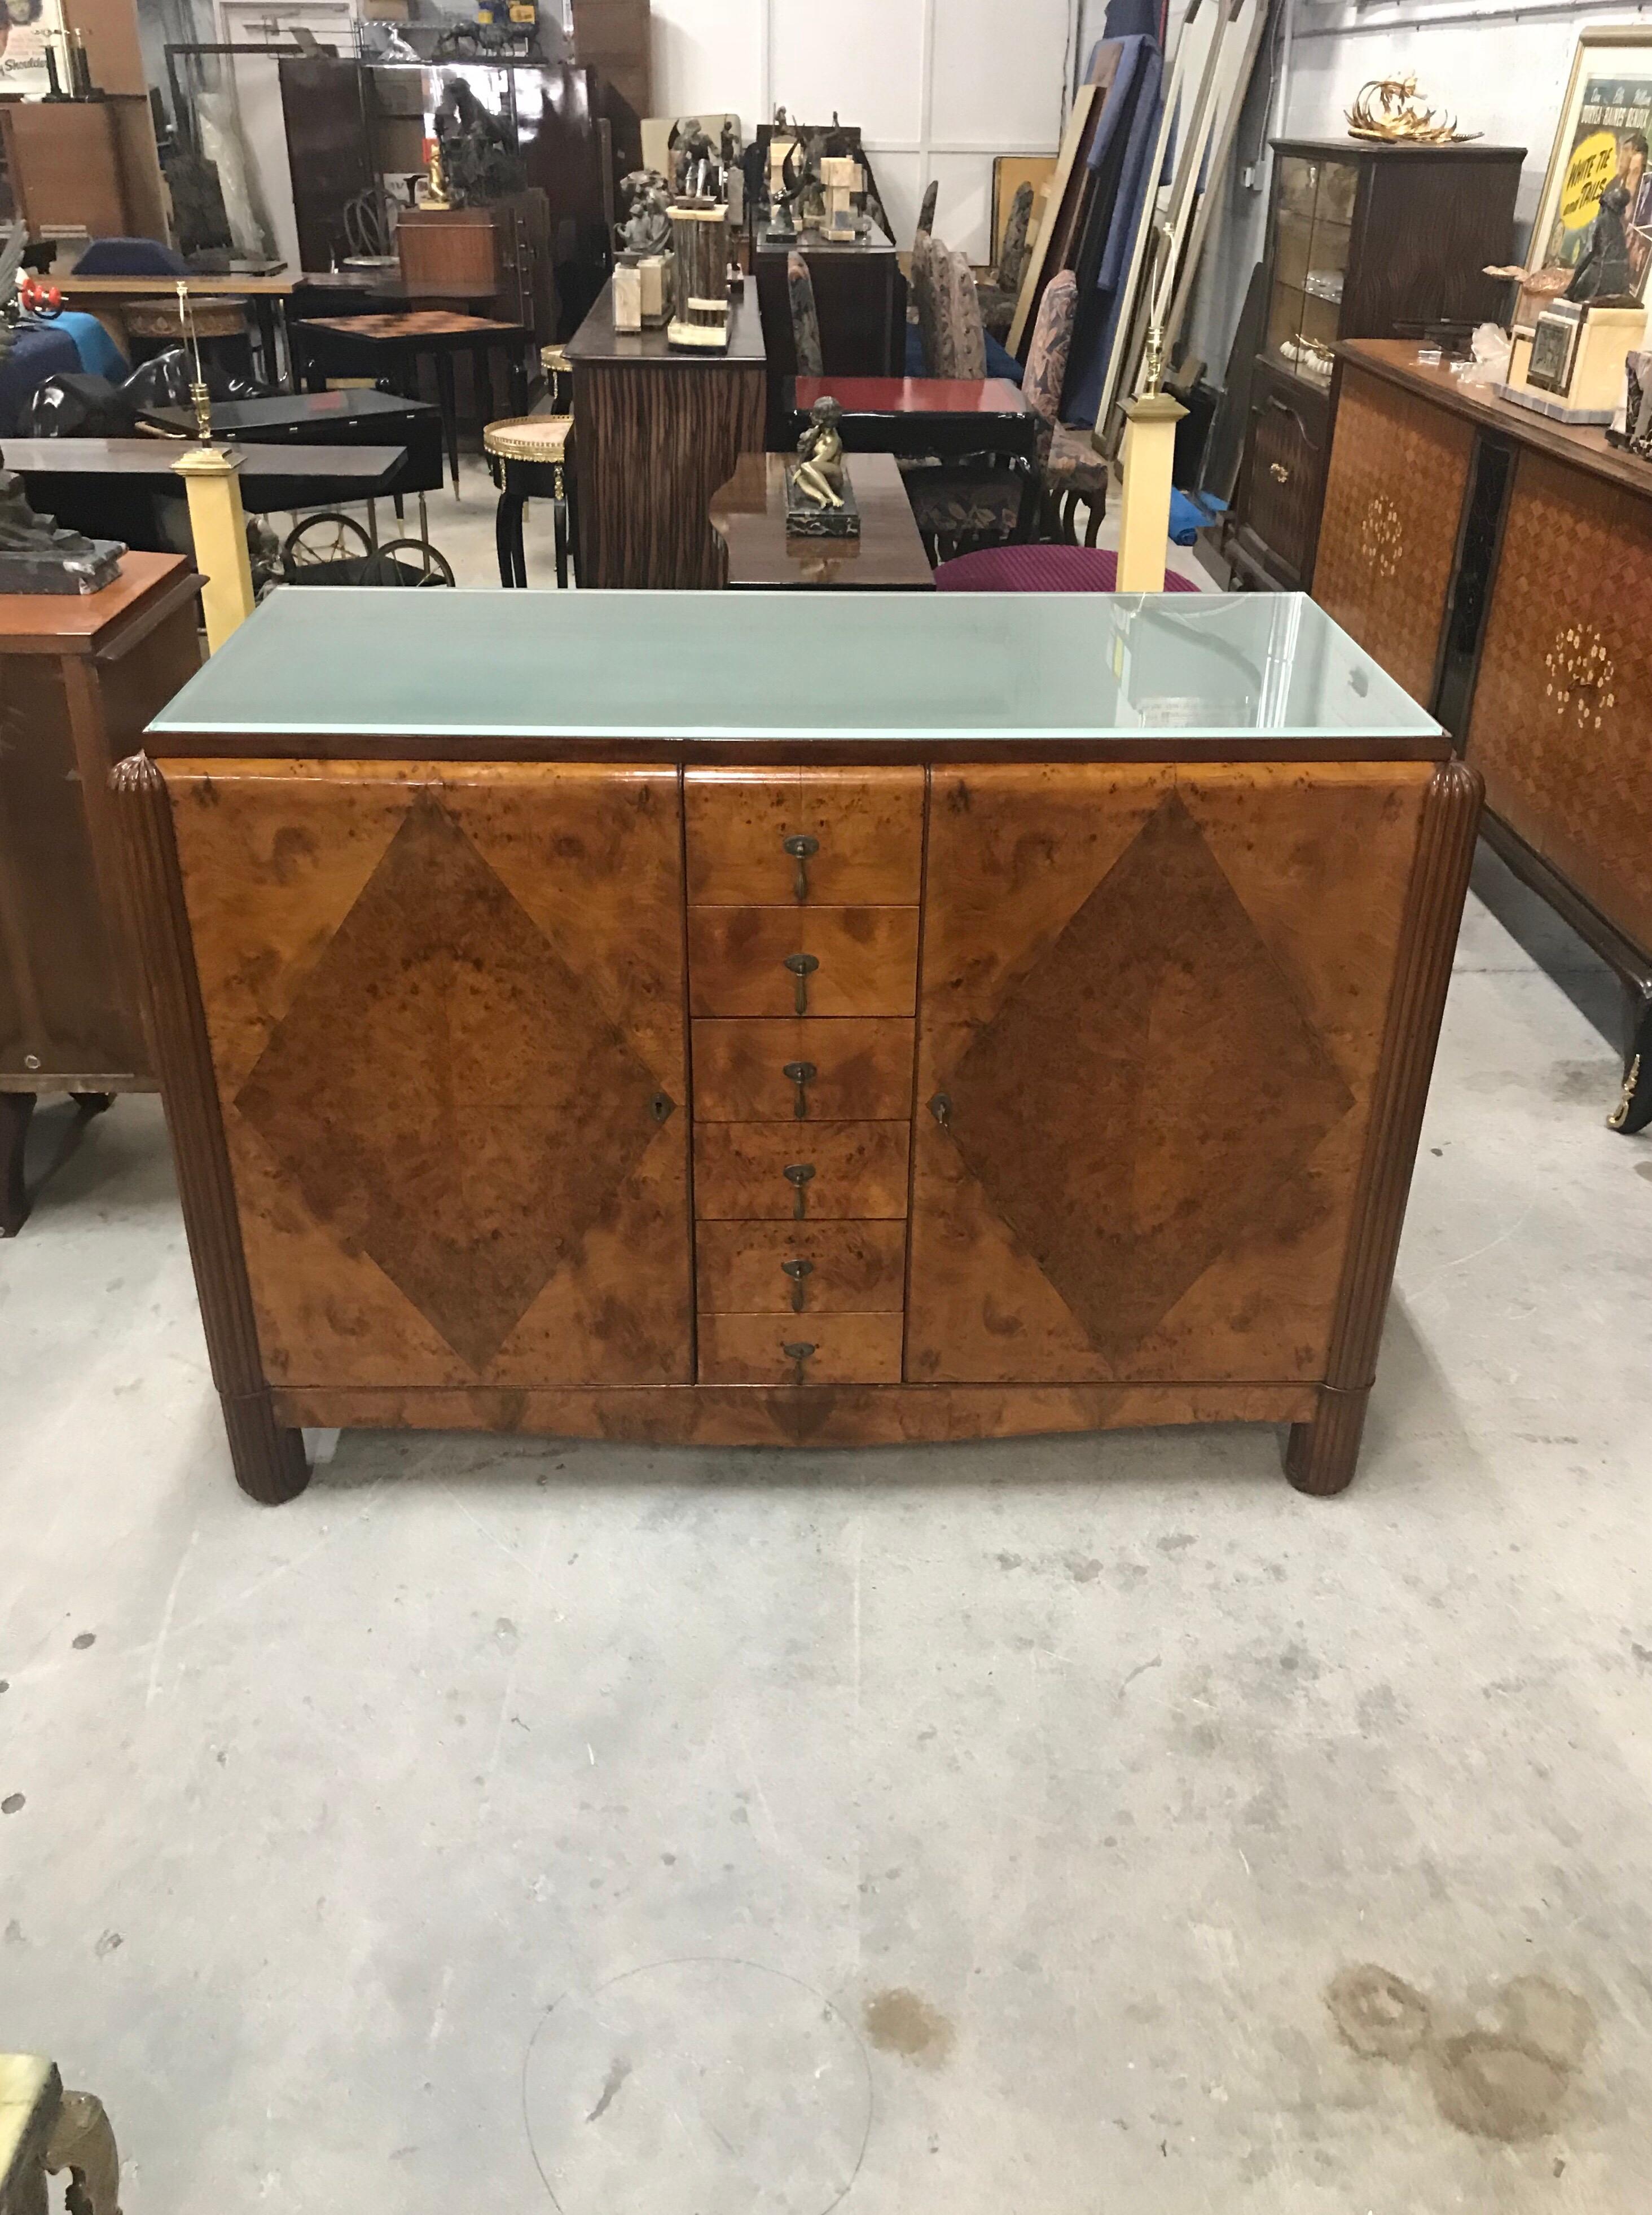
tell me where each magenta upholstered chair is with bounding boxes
[932,546,1201,591]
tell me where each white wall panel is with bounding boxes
[652,0,1077,265]
[927,150,996,261]
[652,0,766,125]
[931,0,1070,148]
[865,148,924,253]
[770,0,926,145]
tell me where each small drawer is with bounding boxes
[686,768,924,905]
[695,1120,911,1220]
[688,907,918,1018]
[693,1018,914,1122]
[698,1311,904,1387]
[697,1219,907,1315]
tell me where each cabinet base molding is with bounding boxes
[269,1380,1320,1453]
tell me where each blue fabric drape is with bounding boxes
[1062,33,1165,427]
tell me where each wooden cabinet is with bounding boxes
[115,590,1476,1501]
[1313,340,1652,1136]
[1227,139,1523,592]
[1,556,201,1236]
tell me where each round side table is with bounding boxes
[483,415,575,589]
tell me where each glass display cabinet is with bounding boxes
[114,590,1478,1505]
[1229,138,1525,593]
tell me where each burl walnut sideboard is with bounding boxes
[113,591,1478,1503]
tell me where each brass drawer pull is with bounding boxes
[781,1256,814,1312]
[782,1339,816,1387]
[783,832,819,902]
[782,1059,817,1119]
[1269,461,1290,484]
[784,951,819,1014]
[783,1161,815,1219]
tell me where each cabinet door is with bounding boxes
[1312,362,1474,704]
[1465,449,1652,957]
[907,763,1430,1386]
[168,762,692,1388]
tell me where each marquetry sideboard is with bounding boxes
[1313,337,1652,1134]
[114,590,1477,1502]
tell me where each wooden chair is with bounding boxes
[977,182,1034,339]
[785,252,825,379]
[0,2055,121,2215]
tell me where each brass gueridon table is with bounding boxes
[114,591,1478,1504]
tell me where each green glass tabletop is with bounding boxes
[150,588,1439,744]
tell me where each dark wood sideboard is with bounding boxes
[1228,140,1523,594]
[1,555,202,1234]
[567,279,767,587]
[1313,339,1652,1134]
[113,590,1476,1504]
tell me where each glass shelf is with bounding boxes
[152,591,1439,745]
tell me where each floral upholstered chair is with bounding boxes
[1021,269,1110,545]
[977,182,1034,339]
[902,260,1104,560]
[786,252,825,377]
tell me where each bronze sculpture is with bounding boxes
[616,169,674,257]
[785,396,859,537]
[0,456,124,594]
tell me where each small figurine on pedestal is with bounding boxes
[0,457,123,594]
[785,396,859,537]
[819,155,867,240]
[669,117,720,203]
[613,170,676,331]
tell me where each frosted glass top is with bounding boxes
[151,588,1438,744]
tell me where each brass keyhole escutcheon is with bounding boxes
[781,1256,814,1312]
[783,1060,817,1119]
[783,1161,815,1219]
[782,1339,816,1387]
[783,833,819,902]
[929,1091,952,1130]
[649,1090,677,1125]
[784,952,819,1014]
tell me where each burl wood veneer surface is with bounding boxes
[167,762,692,1388]
[691,1018,915,1121]
[697,1311,904,1387]
[1313,363,1475,707]
[685,768,925,904]
[695,1219,907,1313]
[693,1119,911,1221]
[907,761,1431,1385]
[273,1379,1319,1447]
[687,907,920,1018]
[1466,449,1652,956]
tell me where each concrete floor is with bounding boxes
[5,850,1652,2209]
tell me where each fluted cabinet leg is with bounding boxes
[107,754,311,1504]
[1284,759,1482,1496]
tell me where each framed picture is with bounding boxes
[1530,25,1652,307]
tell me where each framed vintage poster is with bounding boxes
[1530,25,1652,306]
[0,0,64,96]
